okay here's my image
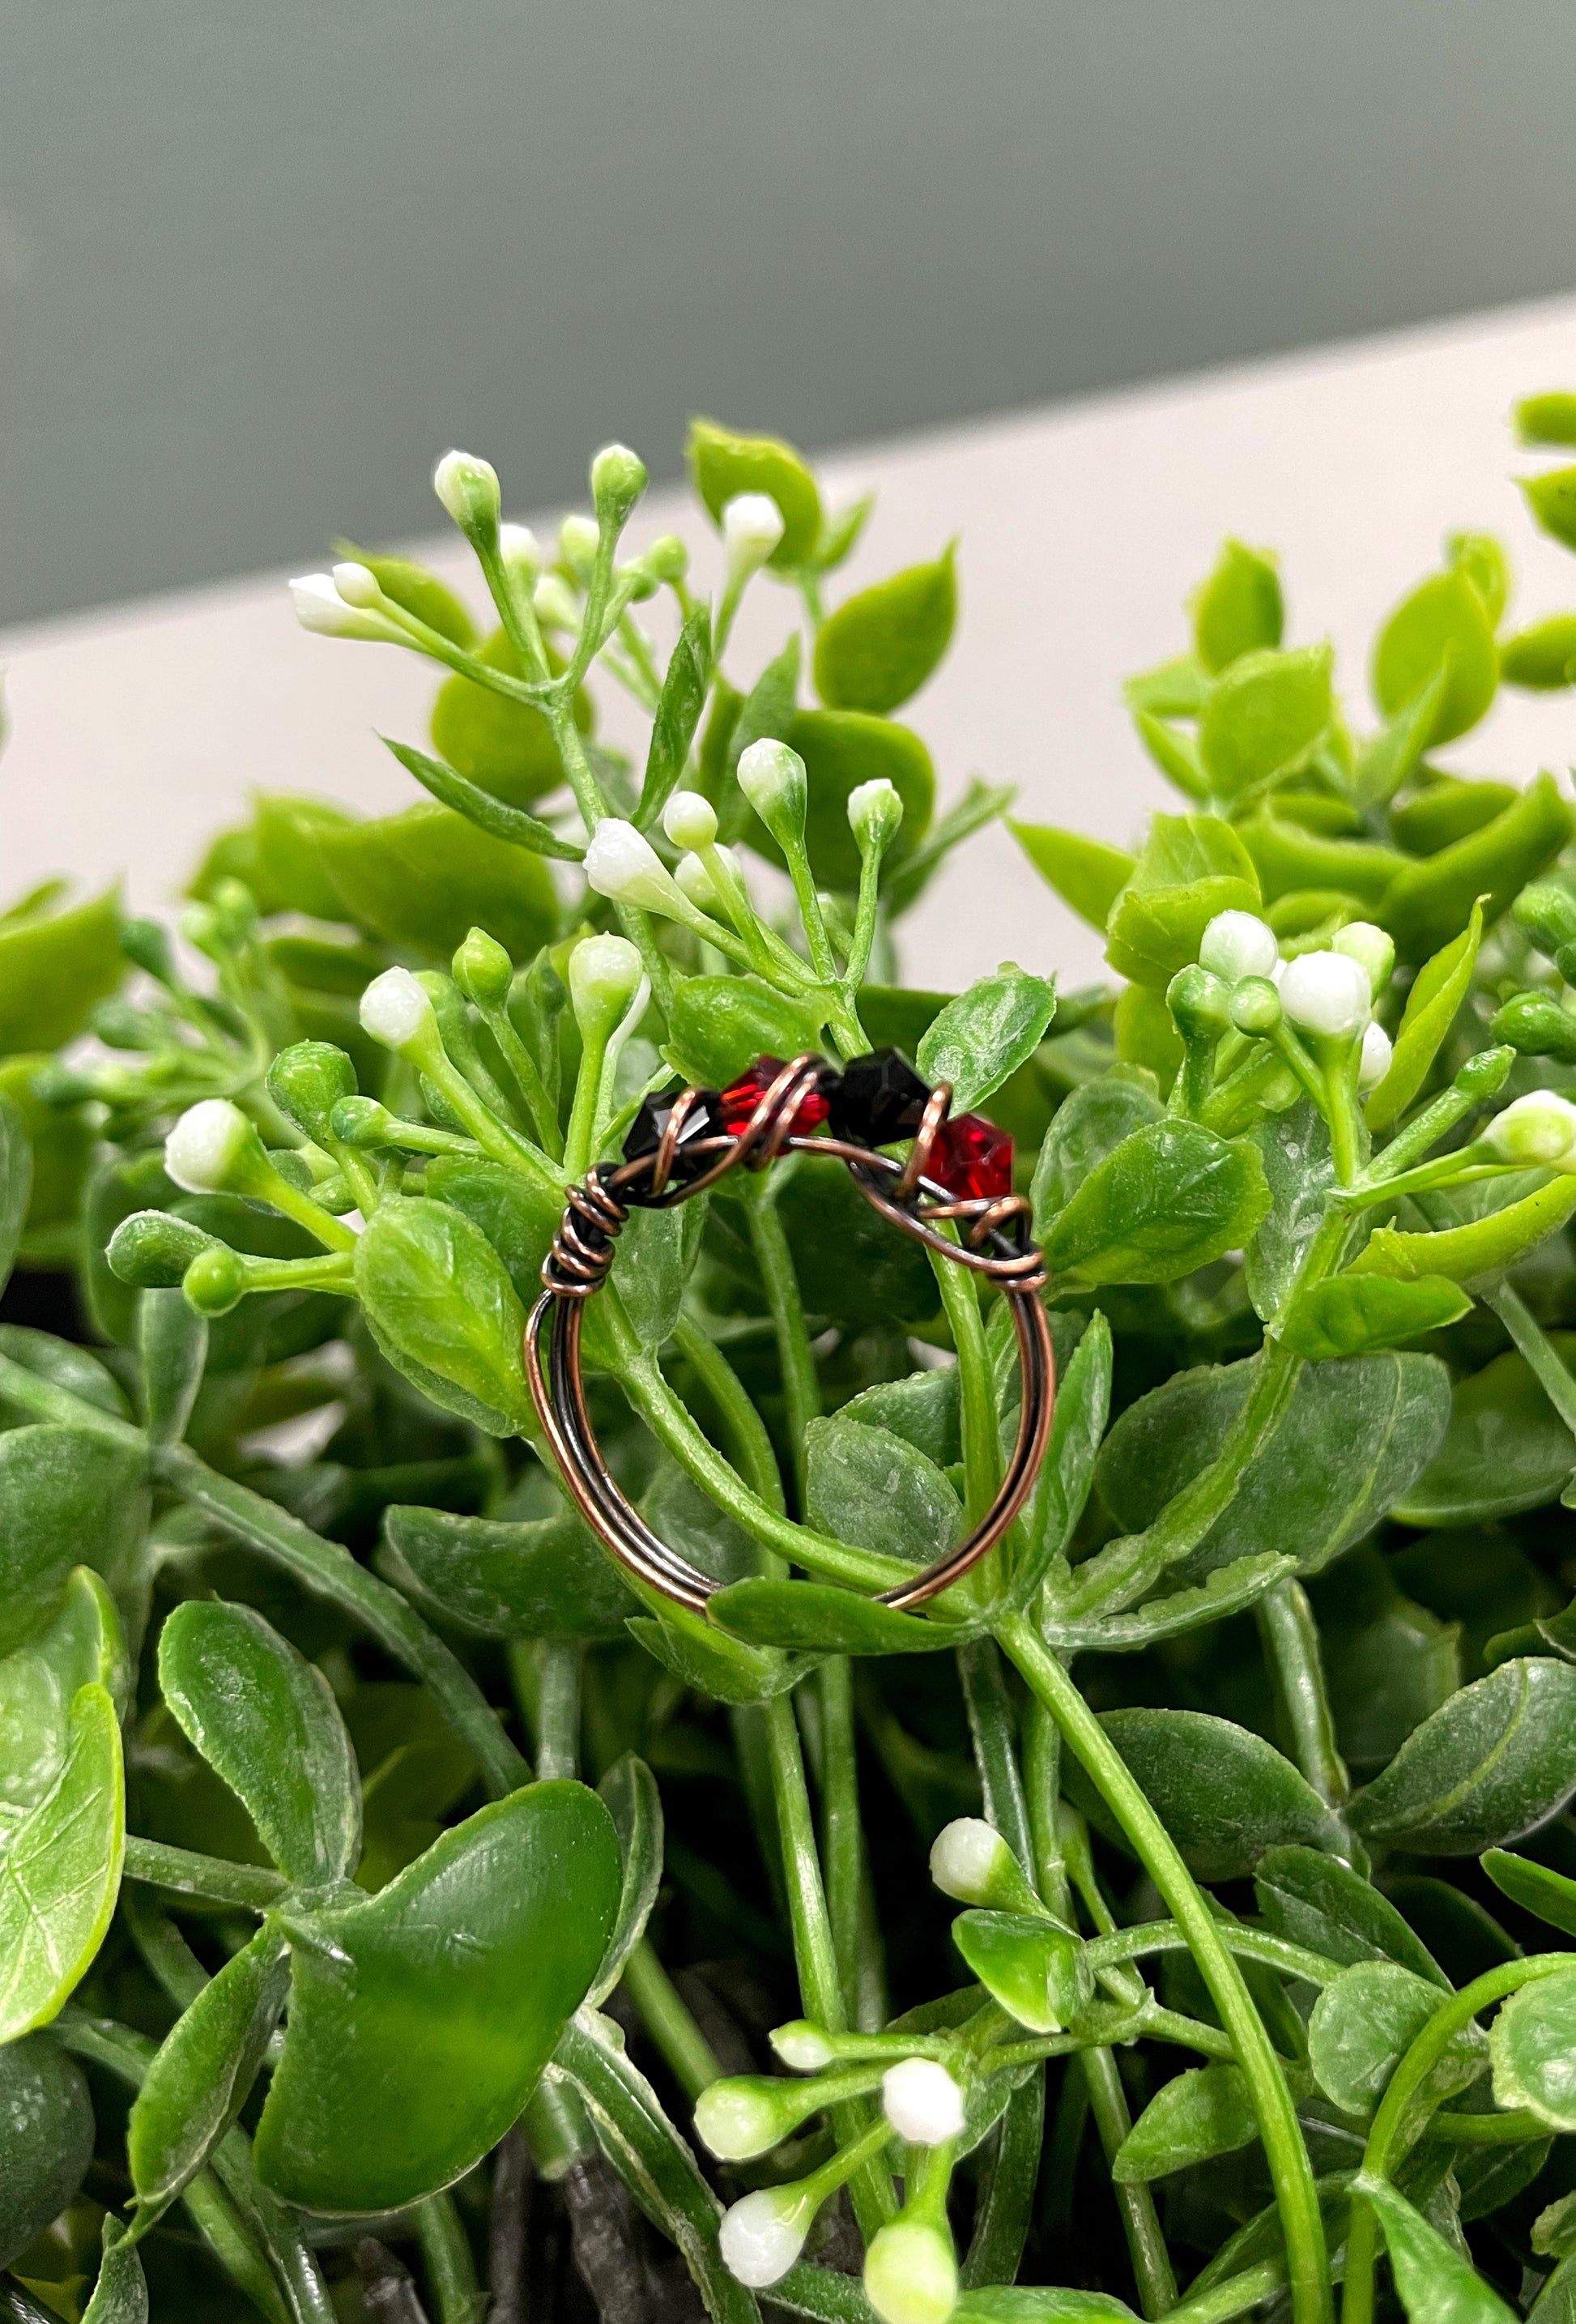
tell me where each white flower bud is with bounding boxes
[930,1819,1013,1907]
[1199,910,1278,986]
[433,449,500,540]
[636,533,688,585]
[662,791,719,852]
[1278,950,1372,1041]
[863,2220,958,2324]
[770,2020,836,2073]
[848,778,905,859]
[359,966,437,1053]
[288,574,396,642]
[738,739,809,850]
[692,2082,783,2162]
[722,491,786,577]
[882,2059,965,2147]
[1485,1090,1576,1170]
[568,933,645,1041]
[498,522,542,578]
[329,561,382,610]
[164,1099,253,1195]
[534,574,582,631]
[718,2187,814,2289]
[1358,1021,1394,1093]
[584,818,692,917]
[590,441,648,528]
[558,514,600,582]
[1334,920,1396,999]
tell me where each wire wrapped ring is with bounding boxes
[525,1051,1055,1616]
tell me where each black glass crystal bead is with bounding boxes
[622,1083,726,1188]
[827,1048,931,1146]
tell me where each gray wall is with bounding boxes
[5,0,1576,628]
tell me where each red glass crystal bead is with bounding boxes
[931,1111,1013,1200]
[720,1057,829,1137]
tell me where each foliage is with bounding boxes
[11,400,1576,2324]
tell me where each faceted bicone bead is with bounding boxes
[827,1048,931,1146]
[931,1111,1014,1200]
[623,1083,725,1185]
[720,1055,832,1137]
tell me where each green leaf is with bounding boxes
[814,545,957,713]
[746,709,935,892]
[1523,467,1576,554]
[1357,2173,1518,2322]
[1064,1709,1344,1881]
[1449,531,1510,625]
[1489,1971,1576,2130]
[158,1601,360,1885]
[1112,2062,1258,2182]
[1254,1844,1447,1985]
[587,1755,663,2007]
[1237,813,1407,907]
[249,793,361,919]
[952,1911,1093,2034]
[776,1158,939,1329]
[82,2220,148,2324]
[1396,1342,1576,1525]
[1104,814,1259,987]
[138,1287,207,1448]
[804,1415,961,1569]
[1112,983,1184,1093]
[688,416,822,567]
[1373,569,1499,747]
[665,974,824,1090]
[1351,1657,1576,1853]
[317,801,559,959]
[1046,1120,1270,1287]
[840,1363,961,1468]
[354,1195,535,1437]
[383,737,585,861]
[257,1781,620,2210]
[1191,539,1284,673]
[428,628,580,806]
[627,1601,811,1705]
[1366,902,1484,1130]
[1124,656,1209,716]
[1009,823,1135,932]
[337,545,474,646]
[916,968,1057,1114]
[0,1095,31,1294]
[638,608,711,829]
[381,1503,636,1640]
[1280,1273,1471,1359]
[954,2292,1136,2322]
[0,2036,95,2268]
[1198,645,1332,800]
[1030,1075,1163,1231]
[1314,1550,1462,1772]
[0,1324,130,1422]
[0,888,123,1055]
[127,1921,291,2220]
[1242,1099,1333,1323]
[1309,1962,1468,2114]
[1352,669,1450,812]
[0,1571,128,1853]
[420,1154,560,1314]
[0,1426,148,1657]
[1352,1179,1576,1289]
[709,1577,961,1656]
[1010,1310,1112,1607]
[1098,1350,1450,1580]
[1501,616,1576,690]
[1483,1849,1576,1941]
[0,1682,124,2040]
[1389,778,1518,858]
[1133,708,1208,801]
[1518,394,1576,448]
[1379,773,1574,965]
[1044,1551,1294,1653]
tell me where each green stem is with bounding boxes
[620,1938,722,2100]
[1167,2262,1285,2324]
[671,1315,786,1514]
[1081,2045,1180,2318]
[743,1171,820,1503]
[1084,1921,1340,1989]
[415,2193,485,2324]
[1023,1697,1071,1920]
[818,1657,863,2027]
[998,1617,1331,2324]
[763,1694,894,2236]
[1343,1952,1576,2324]
[479,1000,564,1160]
[532,1639,581,1782]
[1254,1580,1351,1810]
[122,1835,289,1910]
[1489,1280,1576,1445]
[932,1243,998,1525]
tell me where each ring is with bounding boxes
[525,1050,1056,1616]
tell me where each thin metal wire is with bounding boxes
[526,1057,1055,1619]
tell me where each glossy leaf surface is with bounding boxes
[127,1921,290,2218]
[1066,1709,1344,1881]
[1357,2172,1517,2322]
[1351,1657,1576,1854]
[382,1502,636,1640]
[1112,2062,1257,2182]
[0,2035,94,2269]
[0,1682,124,2040]
[814,545,957,713]
[1254,1844,1446,1985]
[355,1196,534,1437]
[916,967,1057,1115]
[1490,1971,1576,2131]
[1280,1273,1470,1360]
[1308,1961,1466,2114]
[1009,823,1135,932]
[1046,1121,1269,1288]
[1397,1345,1576,1524]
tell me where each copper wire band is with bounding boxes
[525,1057,1055,1618]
